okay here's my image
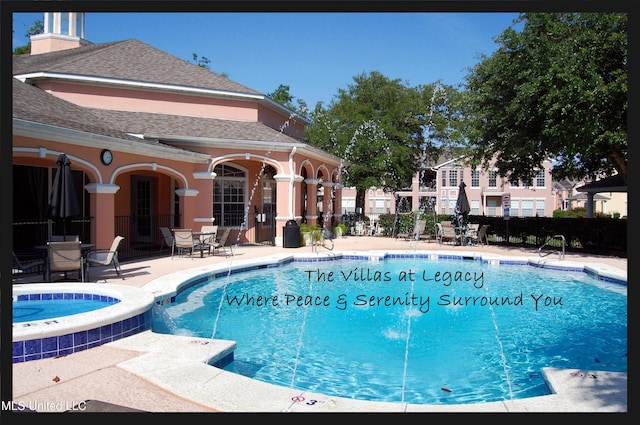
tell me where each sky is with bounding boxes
[11,10,522,109]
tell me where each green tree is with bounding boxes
[415,81,469,158]
[305,71,433,213]
[13,20,43,55]
[268,84,294,108]
[192,53,229,78]
[192,53,211,69]
[267,84,309,116]
[463,12,627,184]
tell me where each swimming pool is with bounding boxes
[155,252,627,405]
[12,283,155,363]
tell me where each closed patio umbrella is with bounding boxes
[47,153,82,238]
[454,181,471,226]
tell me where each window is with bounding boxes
[471,169,480,187]
[487,199,498,216]
[75,13,84,38]
[521,199,534,217]
[60,12,70,35]
[213,164,246,227]
[343,198,355,213]
[536,199,545,217]
[471,200,480,215]
[448,198,456,214]
[449,170,458,188]
[536,169,546,188]
[511,199,519,217]
[488,170,497,188]
[45,12,54,33]
[441,170,446,187]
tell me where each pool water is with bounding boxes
[159,258,627,405]
[13,297,119,323]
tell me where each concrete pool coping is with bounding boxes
[107,330,627,412]
[12,239,627,412]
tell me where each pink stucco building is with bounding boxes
[12,12,343,256]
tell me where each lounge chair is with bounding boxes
[12,251,45,277]
[85,235,125,280]
[46,241,85,282]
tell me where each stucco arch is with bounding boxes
[13,146,102,183]
[209,153,284,175]
[109,162,191,189]
[298,159,314,178]
[316,164,330,182]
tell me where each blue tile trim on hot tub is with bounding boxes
[12,310,152,363]
[15,292,120,304]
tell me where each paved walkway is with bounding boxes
[12,236,627,412]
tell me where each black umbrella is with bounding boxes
[47,153,82,238]
[455,181,471,225]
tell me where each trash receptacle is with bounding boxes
[283,219,300,248]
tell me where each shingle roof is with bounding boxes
[12,77,144,144]
[87,108,306,145]
[13,39,261,95]
[576,175,627,193]
[12,38,313,150]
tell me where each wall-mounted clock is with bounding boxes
[100,149,113,165]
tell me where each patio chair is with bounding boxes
[463,223,480,246]
[211,227,233,256]
[159,227,175,252]
[172,229,211,259]
[199,225,218,245]
[12,251,45,277]
[418,222,438,243]
[413,220,426,241]
[436,222,460,245]
[85,235,125,280]
[46,241,85,282]
[469,224,490,246]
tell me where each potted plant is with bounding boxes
[299,223,321,246]
[332,223,347,238]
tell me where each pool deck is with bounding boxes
[11,236,628,413]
